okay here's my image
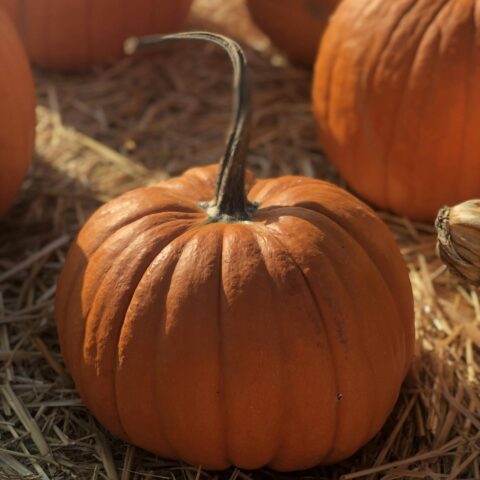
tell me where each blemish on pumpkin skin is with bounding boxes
[321,294,349,345]
[333,315,348,346]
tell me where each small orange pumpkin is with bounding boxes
[246,0,339,65]
[0,8,35,216]
[313,0,480,220]
[56,33,414,471]
[0,0,193,71]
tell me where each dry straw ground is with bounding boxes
[0,1,479,479]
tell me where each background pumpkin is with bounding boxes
[56,33,415,471]
[246,0,339,65]
[0,9,35,216]
[313,0,480,221]
[0,0,193,71]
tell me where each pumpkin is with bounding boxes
[0,0,193,71]
[0,9,35,216]
[56,32,415,471]
[313,0,480,221]
[246,0,339,65]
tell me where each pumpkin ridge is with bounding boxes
[249,177,328,204]
[83,199,203,253]
[113,227,213,462]
[270,209,413,438]
[119,231,202,458]
[356,0,418,203]
[407,0,457,217]
[254,227,340,465]
[454,1,477,202]
[319,19,341,134]
[155,228,228,462]
[250,179,370,213]
[74,218,197,440]
[248,230,293,468]
[300,211,411,443]
[296,223,382,448]
[109,221,200,436]
[311,251,379,461]
[263,211,407,458]
[57,210,203,348]
[149,188,207,212]
[217,226,231,467]
[269,202,412,377]
[133,246,181,458]
[364,0,419,113]
[118,221,199,441]
[251,181,412,368]
[137,188,205,212]
[320,0,373,133]
[381,0,451,212]
[149,261,180,459]
[323,244,382,463]
[85,216,198,338]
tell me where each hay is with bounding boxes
[0,1,478,479]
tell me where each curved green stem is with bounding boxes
[125,31,254,221]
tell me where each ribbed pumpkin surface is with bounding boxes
[56,164,414,471]
[313,0,480,220]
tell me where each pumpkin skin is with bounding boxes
[56,163,414,471]
[313,0,480,221]
[0,9,35,216]
[0,0,193,71]
[246,0,339,65]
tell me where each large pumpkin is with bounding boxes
[246,0,339,65]
[313,0,480,221]
[0,9,35,216]
[56,33,415,471]
[0,0,193,71]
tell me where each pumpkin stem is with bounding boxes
[125,32,254,221]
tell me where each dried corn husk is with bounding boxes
[436,200,480,286]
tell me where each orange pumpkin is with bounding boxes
[0,9,35,216]
[246,0,339,65]
[56,33,414,471]
[313,0,480,221]
[0,0,193,71]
